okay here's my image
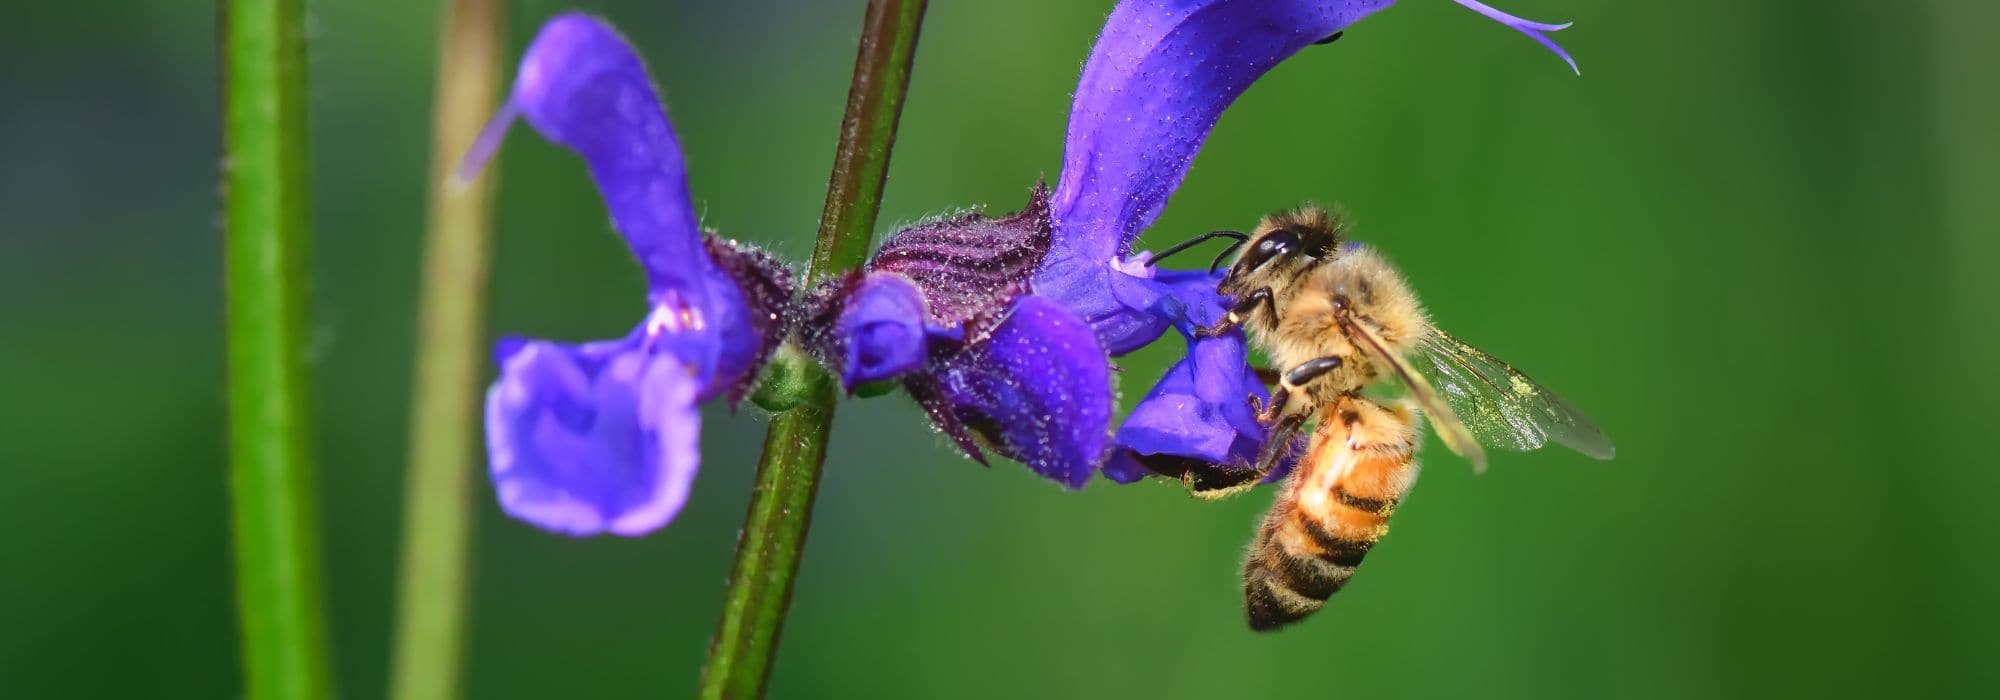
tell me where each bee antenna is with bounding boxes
[1147,230,1247,268]
[1207,238,1248,274]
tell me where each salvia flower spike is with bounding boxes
[478,0,1580,515]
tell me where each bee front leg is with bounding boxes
[1196,287,1274,338]
[1250,388,1292,427]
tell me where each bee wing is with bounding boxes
[1417,329,1616,461]
[1342,317,1488,472]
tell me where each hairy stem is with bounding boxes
[223,0,333,697]
[388,1,505,698]
[803,0,928,287]
[698,1,927,697]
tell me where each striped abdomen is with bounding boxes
[1244,396,1421,631]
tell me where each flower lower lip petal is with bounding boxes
[486,336,702,537]
[922,295,1113,488]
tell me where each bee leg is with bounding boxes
[1185,415,1305,499]
[1181,462,1265,498]
[1248,415,1306,480]
[1282,357,1345,388]
[1250,356,1342,426]
[1196,287,1274,338]
[1251,387,1292,426]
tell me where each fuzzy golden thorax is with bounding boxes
[1248,244,1435,407]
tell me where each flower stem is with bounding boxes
[699,1,927,697]
[802,0,930,286]
[388,1,505,699]
[223,0,333,698]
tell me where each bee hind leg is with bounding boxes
[1183,415,1305,499]
[1247,415,1307,480]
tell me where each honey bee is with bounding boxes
[1151,205,1615,631]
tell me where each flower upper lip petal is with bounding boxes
[1047,0,1398,264]
[508,14,720,297]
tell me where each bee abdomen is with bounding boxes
[1242,399,1418,632]
[1243,500,1380,632]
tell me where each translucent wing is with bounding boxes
[1342,317,1488,472]
[1417,329,1615,460]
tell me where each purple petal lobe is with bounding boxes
[1114,332,1280,474]
[1450,0,1579,74]
[1109,267,1295,483]
[486,335,701,537]
[510,14,715,291]
[835,272,930,388]
[1033,254,1176,356]
[1101,450,1155,485]
[932,295,1113,488]
[1048,0,1397,264]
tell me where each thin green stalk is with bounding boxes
[223,0,331,698]
[699,1,927,697]
[801,0,930,286]
[389,1,505,698]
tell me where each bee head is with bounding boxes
[1219,206,1344,294]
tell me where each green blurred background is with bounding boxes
[5,0,1997,697]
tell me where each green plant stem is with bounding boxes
[223,0,332,698]
[700,354,837,700]
[699,0,927,697]
[389,1,505,699]
[802,0,929,285]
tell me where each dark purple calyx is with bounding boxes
[703,235,798,409]
[861,183,1052,327]
[802,183,1054,381]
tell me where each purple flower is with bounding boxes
[470,15,794,536]
[807,0,1576,486]
[1101,269,1296,484]
[806,187,1115,487]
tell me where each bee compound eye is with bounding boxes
[1250,228,1300,270]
